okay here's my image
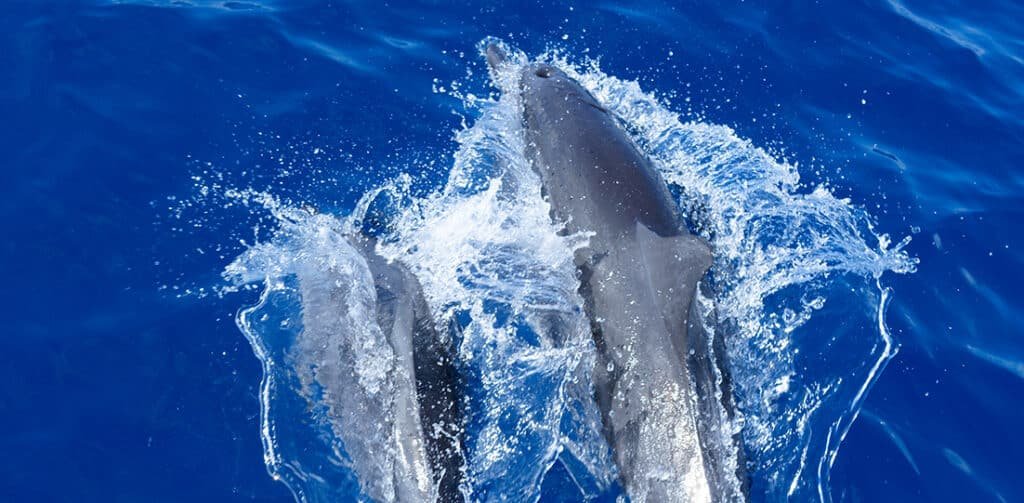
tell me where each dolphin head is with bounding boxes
[519,62,607,129]
[484,42,606,129]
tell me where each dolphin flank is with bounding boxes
[352,236,465,502]
[486,42,747,502]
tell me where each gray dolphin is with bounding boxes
[354,236,465,502]
[291,212,463,501]
[486,43,746,502]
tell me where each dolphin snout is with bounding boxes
[485,43,507,71]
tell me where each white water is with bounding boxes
[214,42,916,502]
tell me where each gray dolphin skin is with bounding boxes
[352,236,464,502]
[486,43,746,502]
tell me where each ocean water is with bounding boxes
[2,1,1021,502]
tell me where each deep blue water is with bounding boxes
[3,1,1022,501]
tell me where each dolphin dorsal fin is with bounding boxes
[634,223,713,360]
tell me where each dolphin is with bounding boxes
[351,236,465,502]
[486,43,746,502]
[293,226,463,501]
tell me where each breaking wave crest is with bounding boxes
[214,42,916,502]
